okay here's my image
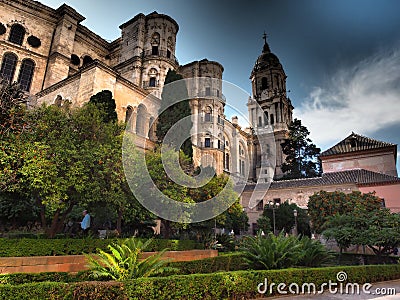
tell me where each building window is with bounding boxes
[82,55,93,66]
[256,200,264,211]
[261,77,268,90]
[205,138,211,148]
[216,89,220,97]
[270,114,274,125]
[205,87,211,96]
[152,46,159,55]
[0,53,18,83]
[9,24,25,45]
[167,49,171,58]
[17,59,35,91]
[241,160,245,175]
[149,77,156,87]
[225,153,230,170]
[71,54,80,66]
[204,106,212,122]
[258,116,262,127]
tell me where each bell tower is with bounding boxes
[248,33,294,179]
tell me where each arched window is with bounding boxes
[148,68,158,87]
[125,106,133,131]
[136,104,147,136]
[204,106,212,122]
[17,59,35,91]
[258,116,262,127]
[151,32,160,55]
[71,54,80,66]
[0,53,18,83]
[82,55,93,66]
[9,24,25,45]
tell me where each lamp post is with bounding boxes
[293,209,298,236]
[242,207,247,236]
[214,217,217,241]
[268,201,279,235]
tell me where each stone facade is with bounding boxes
[0,0,284,180]
[2,0,399,234]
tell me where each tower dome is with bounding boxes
[252,37,283,74]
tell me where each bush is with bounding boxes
[86,237,177,280]
[1,265,400,299]
[0,238,201,257]
[164,252,247,275]
[241,232,334,270]
[298,236,334,267]
[241,231,303,269]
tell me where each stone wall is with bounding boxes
[0,250,218,274]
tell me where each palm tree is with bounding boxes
[86,237,177,280]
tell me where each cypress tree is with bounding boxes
[156,70,193,159]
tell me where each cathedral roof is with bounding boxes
[244,169,400,191]
[320,132,396,157]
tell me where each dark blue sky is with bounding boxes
[41,0,400,170]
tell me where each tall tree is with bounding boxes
[323,208,400,256]
[156,70,193,159]
[280,118,321,179]
[307,190,383,233]
[89,90,118,123]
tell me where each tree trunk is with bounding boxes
[47,203,75,238]
[47,209,61,238]
[36,197,47,229]
[162,219,171,239]
[55,203,75,234]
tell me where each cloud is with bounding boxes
[296,46,400,149]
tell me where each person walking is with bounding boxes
[81,210,91,236]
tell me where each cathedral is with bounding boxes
[1,0,399,234]
[0,0,291,182]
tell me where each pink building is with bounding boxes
[242,133,400,234]
[320,132,397,177]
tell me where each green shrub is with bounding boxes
[1,265,400,299]
[298,236,334,267]
[86,237,177,280]
[241,231,303,269]
[164,252,247,275]
[0,238,201,257]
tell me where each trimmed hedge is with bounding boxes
[165,252,247,275]
[0,238,201,257]
[330,252,399,266]
[1,265,400,299]
[0,253,247,284]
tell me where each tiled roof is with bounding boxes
[243,169,400,191]
[320,132,395,157]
